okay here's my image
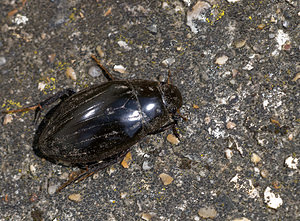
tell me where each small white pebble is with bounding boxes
[113,65,127,74]
[264,187,283,209]
[285,156,298,170]
[225,149,233,160]
[38,82,46,91]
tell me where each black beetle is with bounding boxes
[3,55,183,191]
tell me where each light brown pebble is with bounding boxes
[215,55,228,65]
[66,67,77,81]
[167,134,180,145]
[234,39,246,48]
[260,169,269,178]
[159,173,174,185]
[232,218,251,221]
[3,114,13,125]
[121,152,132,168]
[198,206,217,219]
[141,213,153,221]
[225,149,233,160]
[226,121,236,129]
[68,193,82,202]
[258,24,266,29]
[292,72,300,82]
[251,153,261,164]
[96,45,105,57]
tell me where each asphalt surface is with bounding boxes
[0,0,299,220]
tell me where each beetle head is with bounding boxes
[160,83,182,114]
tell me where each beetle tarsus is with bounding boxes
[91,55,115,81]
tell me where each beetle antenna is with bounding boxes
[91,55,115,81]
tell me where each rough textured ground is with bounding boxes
[0,0,299,220]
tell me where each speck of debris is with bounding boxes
[159,173,174,185]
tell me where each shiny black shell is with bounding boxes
[35,80,182,166]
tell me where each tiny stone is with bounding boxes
[234,39,246,48]
[260,169,269,178]
[162,57,175,67]
[120,192,127,199]
[225,149,233,160]
[66,67,77,81]
[93,172,99,180]
[167,134,180,145]
[30,165,37,175]
[0,56,6,66]
[117,40,132,51]
[141,212,153,221]
[142,161,153,170]
[121,152,132,168]
[198,206,217,219]
[68,193,82,202]
[113,65,127,74]
[159,173,174,185]
[226,121,236,129]
[251,153,261,164]
[285,156,298,170]
[88,66,102,77]
[232,218,251,221]
[215,55,228,65]
[146,24,158,34]
[96,46,105,57]
[264,187,283,209]
[59,172,69,180]
[38,82,46,91]
[292,72,300,82]
[48,185,58,195]
[3,114,13,125]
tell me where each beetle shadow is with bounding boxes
[32,102,63,165]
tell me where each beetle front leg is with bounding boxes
[34,88,75,123]
[2,88,75,124]
[147,120,180,139]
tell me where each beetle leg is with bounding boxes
[148,121,177,135]
[33,88,75,124]
[91,55,115,81]
[56,149,130,192]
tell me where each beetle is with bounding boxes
[3,55,183,191]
